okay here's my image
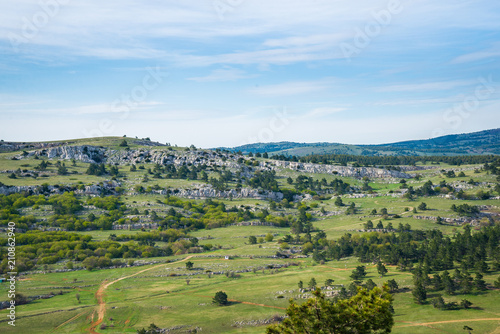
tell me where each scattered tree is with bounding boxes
[387,279,399,293]
[350,266,367,281]
[364,220,374,229]
[185,261,194,270]
[461,299,472,309]
[412,281,427,304]
[308,277,317,289]
[377,262,388,277]
[137,323,161,334]
[212,291,229,306]
[418,202,427,211]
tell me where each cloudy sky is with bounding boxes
[1,0,499,147]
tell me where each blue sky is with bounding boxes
[1,0,500,148]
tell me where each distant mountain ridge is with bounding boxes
[222,128,500,156]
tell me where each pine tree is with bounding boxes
[308,277,317,289]
[432,274,443,291]
[494,276,500,289]
[431,295,446,309]
[387,279,399,293]
[365,279,377,291]
[377,261,388,277]
[473,273,487,291]
[412,280,427,304]
[460,272,473,294]
[442,270,455,295]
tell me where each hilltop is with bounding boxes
[0,136,165,153]
[223,128,500,156]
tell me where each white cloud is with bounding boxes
[263,33,350,48]
[302,107,346,118]
[451,44,500,64]
[0,101,165,116]
[1,0,499,65]
[248,78,336,97]
[187,68,257,82]
[1,0,499,147]
[370,96,466,107]
[375,80,475,92]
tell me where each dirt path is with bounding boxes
[88,256,194,334]
[395,318,500,328]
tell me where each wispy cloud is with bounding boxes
[187,68,257,82]
[1,0,500,146]
[263,33,350,48]
[248,78,336,97]
[451,44,500,64]
[0,101,165,116]
[375,80,475,92]
[302,107,346,118]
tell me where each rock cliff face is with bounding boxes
[0,181,119,196]
[18,145,411,179]
[266,160,411,178]
[0,141,77,153]
[157,186,284,201]
[44,146,107,163]
[0,185,60,196]
[22,146,239,169]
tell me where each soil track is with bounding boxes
[395,318,500,328]
[88,256,194,334]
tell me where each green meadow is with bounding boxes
[0,140,499,333]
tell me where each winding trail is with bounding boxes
[395,318,500,328]
[88,255,194,334]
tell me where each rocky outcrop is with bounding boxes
[0,185,60,196]
[0,181,119,196]
[46,146,106,163]
[0,140,77,153]
[158,186,284,201]
[17,144,411,179]
[267,160,411,178]
[22,146,240,169]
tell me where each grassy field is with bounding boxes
[1,140,499,333]
[1,251,499,333]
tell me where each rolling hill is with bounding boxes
[223,128,500,156]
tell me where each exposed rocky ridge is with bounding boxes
[0,140,77,153]
[1,138,163,153]
[155,185,284,202]
[0,181,119,196]
[17,145,411,179]
[266,160,411,178]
